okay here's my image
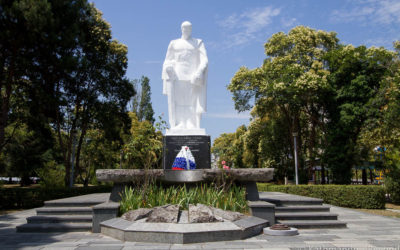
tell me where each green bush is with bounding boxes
[257,184,386,209]
[36,160,65,188]
[120,183,248,214]
[386,176,400,204]
[0,185,112,209]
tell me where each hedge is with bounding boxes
[257,184,386,209]
[0,185,112,209]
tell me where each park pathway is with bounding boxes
[0,194,400,249]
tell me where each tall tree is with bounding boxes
[0,0,135,186]
[323,45,394,183]
[228,26,338,182]
[53,4,134,186]
[132,76,155,124]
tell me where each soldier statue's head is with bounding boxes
[181,21,192,40]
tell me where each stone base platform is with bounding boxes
[96,168,274,202]
[100,216,268,244]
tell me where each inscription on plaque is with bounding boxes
[163,135,211,169]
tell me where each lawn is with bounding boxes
[353,203,400,219]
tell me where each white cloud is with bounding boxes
[217,6,281,47]
[281,17,298,28]
[331,0,400,25]
[205,112,251,119]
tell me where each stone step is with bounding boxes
[44,201,101,207]
[43,193,109,207]
[36,207,92,215]
[275,212,338,221]
[16,223,92,232]
[275,205,331,213]
[27,215,92,224]
[278,220,347,229]
[260,197,323,206]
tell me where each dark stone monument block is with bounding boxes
[163,135,211,169]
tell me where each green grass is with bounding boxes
[119,183,248,214]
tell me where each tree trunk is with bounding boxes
[75,116,88,180]
[362,169,367,185]
[0,80,12,151]
[369,168,374,184]
[83,177,89,187]
[321,164,326,184]
[308,112,317,182]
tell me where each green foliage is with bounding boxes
[1,0,135,186]
[120,183,248,214]
[258,184,386,209]
[0,185,112,209]
[36,160,65,188]
[212,125,249,168]
[386,176,400,204]
[132,76,155,124]
[323,45,395,183]
[77,129,120,186]
[226,26,399,184]
[227,26,339,182]
[123,112,163,169]
[2,123,55,186]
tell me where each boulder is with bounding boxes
[211,207,245,222]
[121,208,152,221]
[188,204,222,223]
[146,204,180,223]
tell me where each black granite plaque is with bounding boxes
[163,135,211,169]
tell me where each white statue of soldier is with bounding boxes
[162,21,208,135]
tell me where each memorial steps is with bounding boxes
[16,193,109,233]
[259,192,347,229]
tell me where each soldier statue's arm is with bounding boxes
[191,39,208,85]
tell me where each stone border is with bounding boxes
[100,216,269,244]
[92,202,120,233]
[96,168,274,183]
[248,201,276,225]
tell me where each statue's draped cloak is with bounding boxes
[162,38,208,127]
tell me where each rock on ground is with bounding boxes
[188,204,222,223]
[121,208,152,221]
[146,204,180,223]
[211,207,245,222]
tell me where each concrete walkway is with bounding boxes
[1,201,400,249]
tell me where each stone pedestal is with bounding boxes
[163,135,211,169]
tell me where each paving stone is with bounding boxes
[122,245,171,250]
[369,240,398,247]
[170,244,202,249]
[76,246,123,250]
[41,247,77,250]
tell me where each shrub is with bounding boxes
[0,185,112,209]
[36,160,65,188]
[386,176,400,204]
[257,184,385,209]
[120,183,248,214]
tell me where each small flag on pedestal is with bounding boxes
[172,146,196,170]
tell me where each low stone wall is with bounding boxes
[92,202,120,233]
[96,168,274,183]
[248,201,276,225]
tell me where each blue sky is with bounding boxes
[91,0,400,141]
